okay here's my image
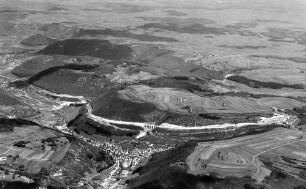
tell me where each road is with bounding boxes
[251,140,297,180]
[0,144,14,155]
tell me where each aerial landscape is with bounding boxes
[0,0,306,188]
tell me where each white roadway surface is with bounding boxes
[85,99,294,135]
[158,113,293,130]
[0,67,297,139]
[48,90,296,138]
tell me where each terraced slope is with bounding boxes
[119,85,305,114]
[128,128,306,189]
[187,128,306,182]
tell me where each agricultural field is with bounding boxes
[0,125,70,174]
[128,128,306,189]
[187,128,306,182]
[119,85,306,115]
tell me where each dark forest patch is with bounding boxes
[163,10,187,16]
[101,2,152,13]
[0,118,38,132]
[138,77,213,95]
[21,34,57,46]
[27,64,98,84]
[228,75,304,89]
[0,182,38,189]
[250,54,306,63]
[91,91,162,122]
[136,17,215,25]
[219,45,267,49]
[226,22,258,29]
[68,112,139,137]
[0,90,20,106]
[74,28,178,42]
[140,22,228,35]
[11,55,106,78]
[139,20,257,36]
[261,28,306,46]
[12,56,63,78]
[294,106,306,126]
[38,39,132,60]
[29,68,118,97]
